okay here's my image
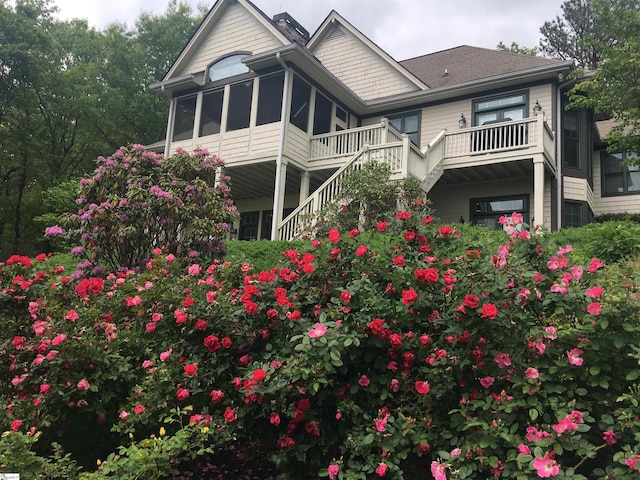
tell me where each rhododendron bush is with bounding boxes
[2,209,640,479]
[46,145,237,275]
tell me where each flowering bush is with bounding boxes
[2,207,640,479]
[47,145,237,275]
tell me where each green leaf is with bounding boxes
[589,365,601,376]
[529,408,538,421]
[626,370,640,381]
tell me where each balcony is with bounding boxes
[277,115,555,240]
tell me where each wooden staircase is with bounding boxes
[277,121,447,240]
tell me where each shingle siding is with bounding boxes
[311,25,418,101]
[176,2,282,78]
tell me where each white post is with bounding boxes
[299,171,310,204]
[271,57,291,240]
[533,156,545,229]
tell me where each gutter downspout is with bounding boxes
[271,52,291,240]
[164,89,175,156]
[556,83,563,230]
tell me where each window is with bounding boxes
[239,211,259,241]
[313,92,333,135]
[474,93,527,125]
[564,202,583,227]
[256,73,284,126]
[208,54,250,82]
[290,75,311,132]
[602,151,640,196]
[563,110,580,168]
[336,106,348,122]
[173,95,197,141]
[226,80,253,131]
[388,111,420,146]
[470,195,528,230]
[199,89,224,137]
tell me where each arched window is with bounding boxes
[207,53,250,82]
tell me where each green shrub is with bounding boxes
[226,240,306,272]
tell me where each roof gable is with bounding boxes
[400,46,567,89]
[163,0,291,82]
[306,11,427,101]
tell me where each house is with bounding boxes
[150,0,640,241]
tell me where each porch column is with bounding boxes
[533,156,545,229]
[271,62,292,240]
[272,162,288,239]
[299,170,310,204]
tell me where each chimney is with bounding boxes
[273,12,309,45]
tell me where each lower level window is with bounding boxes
[239,211,259,241]
[470,195,528,230]
[563,201,583,227]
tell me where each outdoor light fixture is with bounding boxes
[533,100,542,116]
[458,113,467,128]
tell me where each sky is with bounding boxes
[51,0,566,61]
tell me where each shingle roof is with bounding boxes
[399,45,566,89]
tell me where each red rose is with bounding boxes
[415,268,439,284]
[463,294,480,309]
[389,333,403,348]
[355,245,368,257]
[210,389,224,402]
[223,407,237,422]
[415,380,430,395]
[176,388,190,401]
[369,319,385,335]
[252,369,267,381]
[184,363,197,376]
[401,288,419,306]
[328,228,340,243]
[480,303,499,320]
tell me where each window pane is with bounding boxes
[389,117,402,131]
[502,108,524,121]
[173,95,197,141]
[290,76,311,132]
[227,80,253,131]
[563,110,580,168]
[477,113,497,125]
[388,111,421,146]
[602,153,623,173]
[336,106,347,122]
[256,73,284,126]
[404,113,419,133]
[199,90,224,137]
[564,202,583,227]
[476,95,525,111]
[604,173,624,194]
[239,211,259,241]
[627,170,640,192]
[209,54,249,82]
[313,92,332,135]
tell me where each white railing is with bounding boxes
[278,139,430,241]
[444,118,539,159]
[278,146,369,241]
[309,121,400,161]
[279,116,554,240]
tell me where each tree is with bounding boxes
[53,146,237,273]
[539,0,614,68]
[568,0,640,156]
[0,0,202,256]
[496,41,537,56]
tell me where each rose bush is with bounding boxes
[46,145,237,275]
[2,207,640,479]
